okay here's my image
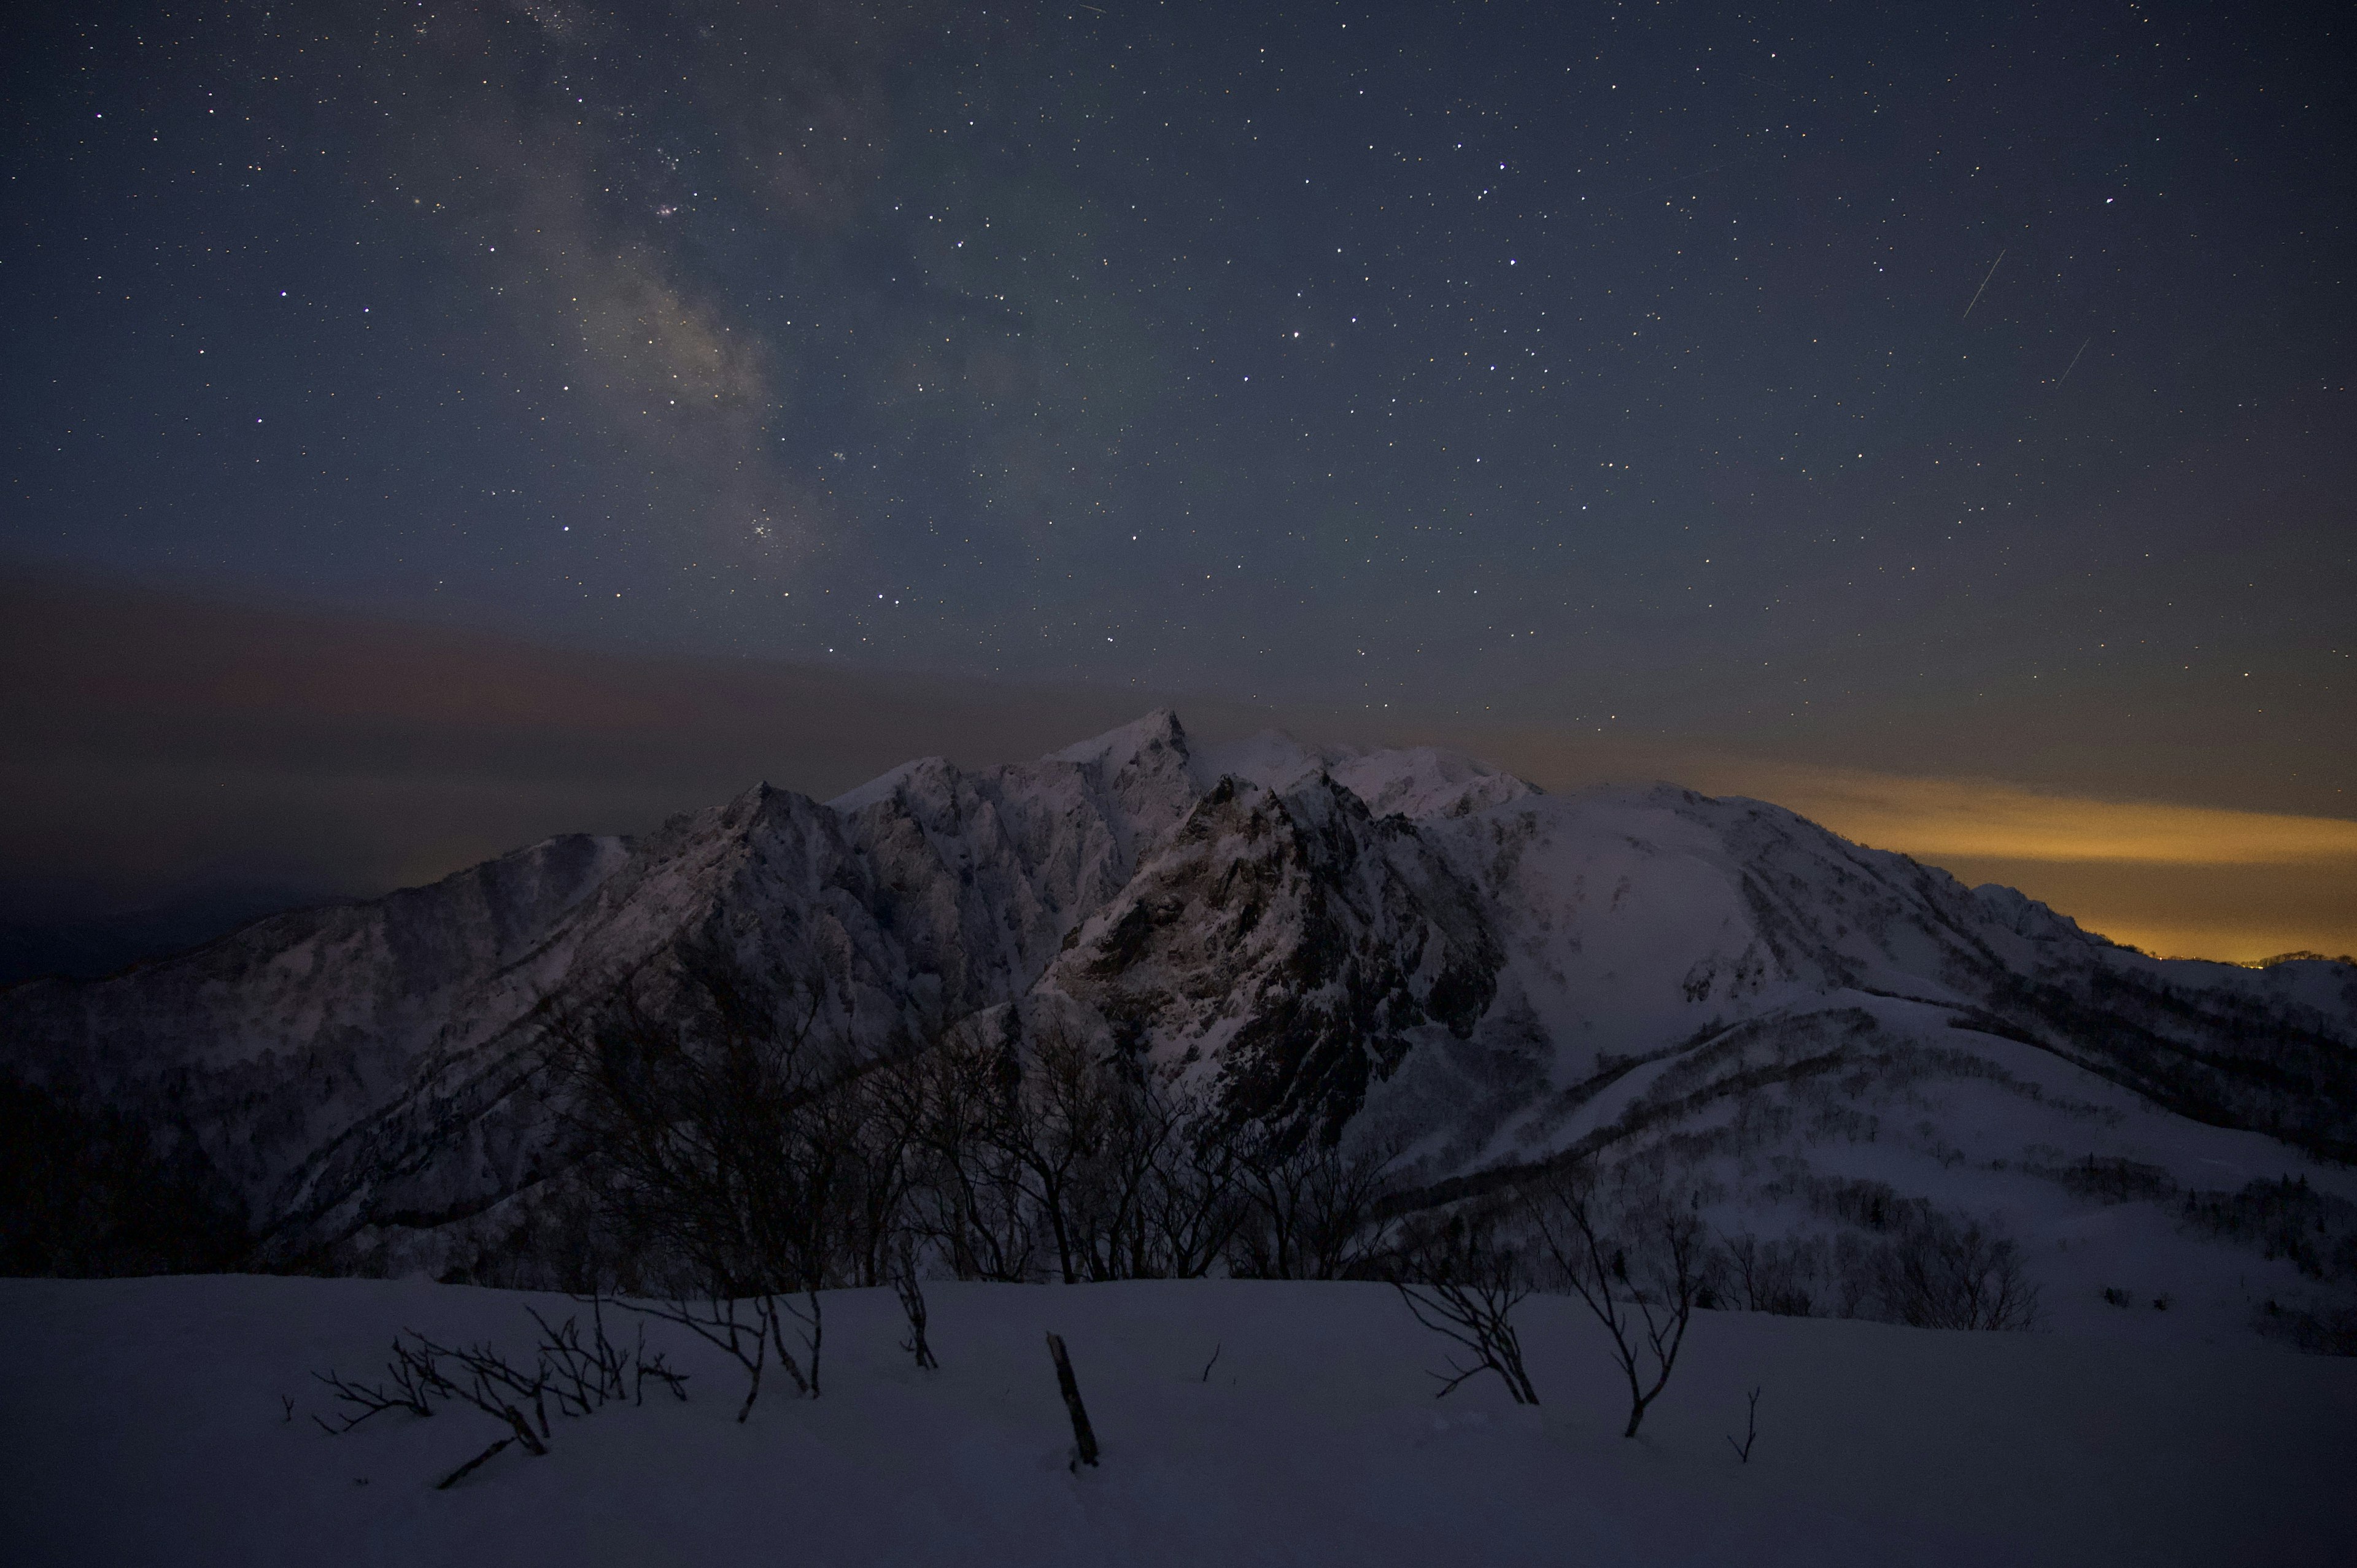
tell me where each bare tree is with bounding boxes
[1388,1214,1542,1405]
[989,1020,1114,1285]
[1067,1052,1248,1281]
[906,1030,1040,1283]
[839,1048,931,1288]
[1528,1168,1708,1437]
[907,1015,1246,1284]
[1232,1132,1400,1280]
[1062,1045,1173,1282]
[891,1233,939,1371]
[1131,1113,1249,1278]
[537,954,853,1415]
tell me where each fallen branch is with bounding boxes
[435,1436,513,1491]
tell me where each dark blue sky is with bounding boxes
[6,0,2351,805]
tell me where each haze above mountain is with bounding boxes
[7,574,2354,982]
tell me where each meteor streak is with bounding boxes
[1960,248,2005,320]
[2056,335,2092,386]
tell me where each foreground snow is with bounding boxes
[3,1275,2348,1566]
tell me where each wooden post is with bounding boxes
[1044,1332,1099,1469]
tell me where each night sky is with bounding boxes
[4,1,2353,963]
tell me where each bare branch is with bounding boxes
[1725,1385,1762,1463]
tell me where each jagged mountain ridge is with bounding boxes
[4,711,2354,1342]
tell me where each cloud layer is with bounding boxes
[6,574,2349,965]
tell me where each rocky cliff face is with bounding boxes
[1044,771,1506,1143]
[6,711,2355,1341]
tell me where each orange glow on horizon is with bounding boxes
[1748,768,2357,867]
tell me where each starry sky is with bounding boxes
[4,1,2353,963]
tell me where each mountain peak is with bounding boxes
[1051,707,1190,774]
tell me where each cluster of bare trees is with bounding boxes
[535,959,1404,1417]
[1385,1163,2042,1441]
[526,951,2037,1441]
[1386,1168,1710,1437]
[1717,1197,2041,1331]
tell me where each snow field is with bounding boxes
[4,1274,2350,1567]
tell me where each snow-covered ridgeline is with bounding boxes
[1,711,2351,1343]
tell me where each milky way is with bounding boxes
[4,2,2349,811]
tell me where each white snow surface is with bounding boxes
[3,1273,2349,1567]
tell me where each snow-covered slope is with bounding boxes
[4,711,2353,1343]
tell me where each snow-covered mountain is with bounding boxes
[5,711,2353,1343]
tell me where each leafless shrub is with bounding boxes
[2258,1298,2357,1356]
[1721,1233,1823,1316]
[404,1332,553,1487]
[1528,1167,1708,1437]
[1388,1213,1541,1404]
[2047,1153,2177,1205]
[1754,1174,2042,1332]
[310,1297,687,1488]
[1854,1210,2041,1331]
[527,1297,684,1412]
[311,1334,443,1433]
[610,1289,816,1419]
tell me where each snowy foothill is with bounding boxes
[3,1273,2350,1566]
